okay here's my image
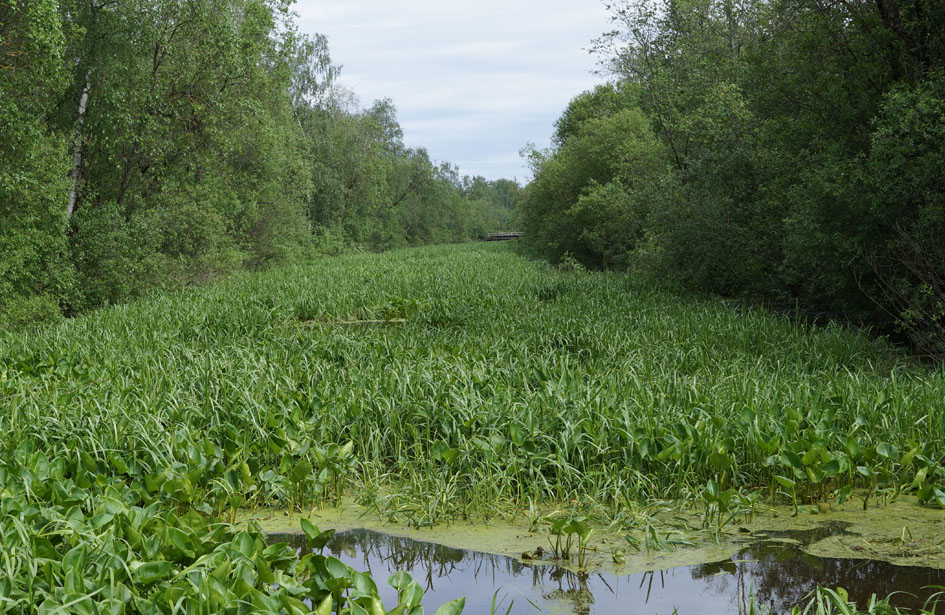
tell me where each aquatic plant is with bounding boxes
[702,479,737,530]
[4,244,945,520]
[0,454,465,615]
[8,245,944,522]
[790,586,945,615]
[542,515,595,567]
[2,243,945,611]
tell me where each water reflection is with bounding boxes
[694,538,945,614]
[268,526,945,614]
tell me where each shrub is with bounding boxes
[859,72,945,359]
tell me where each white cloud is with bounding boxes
[294,0,611,180]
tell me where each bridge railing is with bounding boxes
[485,232,523,241]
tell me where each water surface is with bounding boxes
[269,525,945,614]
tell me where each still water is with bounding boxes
[269,524,945,614]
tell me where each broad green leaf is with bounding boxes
[934,488,945,509]
[133,561,172,585]
[325,556,349,578]
[801,446,822,467]
[441,448,462,464]
[843,436,861,460]
[352,571,379,597]
[780,451,802,469]
[706,479,719,500]
[509,424,524,447]
[401,581,425,608]
[876,442,899,459]
[367,596,385,615]
[436,597,466,615]
[314,595,332,615]
[62,544,88,573]
[836,485,853,505]
[708,451,730,470]
[301,518,320,542]
[290,459,313,483]
[166,527,195,558]
[821,459,841,476]
[389,571,412,590]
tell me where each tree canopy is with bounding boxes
[0,0,521,328]
[520,0,945,359]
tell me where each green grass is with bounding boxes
[2,242,944,524]
[2,242,945,613]
[782,586,945,615]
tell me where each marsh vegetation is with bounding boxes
[5,0,945,611]
[2,243,944,613]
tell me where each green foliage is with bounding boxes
[2,244,943,530]
[0,459,455,614]
[0,0,520,328]
[68,201,165,310]
[521,0,945,357]
[786,586,945,615]
[0,0,74,325]
[646,83,784,297]
[302,100,513,252]
[521,91,666,267]
[0,293,62,329]
[2,242,944,611]
[544,514,594,567]
[552,81,639,146]
[567,181,644,269]
[857,72,945,359]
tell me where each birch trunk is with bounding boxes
[66,0,100,218]
[66,72,91,218]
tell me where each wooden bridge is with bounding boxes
[486,232,523,241]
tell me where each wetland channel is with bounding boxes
[268,523,945,614]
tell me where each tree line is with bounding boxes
[0,0,521,328]
[521,0,945,359]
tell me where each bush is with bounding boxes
[311,226,361,256]
[69,202,165,310]
[859,73,945,359]
[0,294,62,330]
[567,180,647,268]
[521,99,667,267]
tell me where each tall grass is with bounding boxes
[2,243,943,526]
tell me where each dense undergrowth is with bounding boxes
[521,0,945,359]
[1,0,522,331]
[3,243,945,519]
[2,243,945,613]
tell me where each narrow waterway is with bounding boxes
[268,524,945,614]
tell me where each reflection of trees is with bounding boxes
[270,526,945,615]
[326,530,529,592]
[323,530,620,613]
[690,536,945,613]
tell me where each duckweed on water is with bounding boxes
[243,494,945,578]
[2,243,945,613]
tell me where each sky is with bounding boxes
[293,1,612,182]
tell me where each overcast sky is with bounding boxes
[293,1,611,182]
